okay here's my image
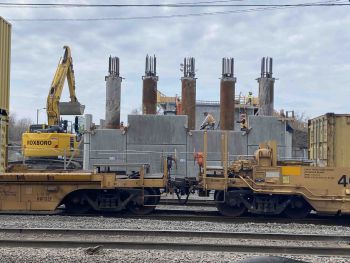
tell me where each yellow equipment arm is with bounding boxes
[46,46,78,126]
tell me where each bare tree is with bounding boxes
[275,109,308,131]
[8,114,33,143]
[293,111,309,130]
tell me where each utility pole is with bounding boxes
[36,108,46,124]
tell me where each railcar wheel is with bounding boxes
[215,190,247,217]
[65,194,91,214]
[283,197,311,219]
[128,188,160,215]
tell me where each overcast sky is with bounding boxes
[1,0,350,124]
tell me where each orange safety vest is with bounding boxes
[194,152,204,167]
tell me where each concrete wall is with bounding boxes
[163,101,258,130]
[127,115,187,145]
[186,130,248,177]
[127,115,188,175]
[247,116,290,158]
[89,129,126,166]
[89,115,188,176]
[87,115,293,177]
[127,144,187,176]
[195,102,257,130]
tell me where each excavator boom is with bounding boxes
[46,46,83,126]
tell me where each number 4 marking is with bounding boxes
[338,175,349,187]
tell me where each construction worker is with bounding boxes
[120,121,128,134]
[200,112,216,130]
[237,113,247,131]
[247,92,253,105]
[175,97,182,115]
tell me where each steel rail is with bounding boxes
[0,240,349,256]
[0,228,349,256]
[2,227,350,242]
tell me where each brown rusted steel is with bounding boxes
[142,77,158,115]
[181,77,196,130]
[220,78,235,130]
[142,55,158,115]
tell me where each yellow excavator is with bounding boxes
[21,46,85,164]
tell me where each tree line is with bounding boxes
[8,114,32,144]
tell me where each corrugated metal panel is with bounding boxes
[0,16,11,114]
[0,17,11,172]
[308,113,350,167]
[0,116,8,173]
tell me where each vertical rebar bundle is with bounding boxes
[222,57,234,78]
[105,56,122,129]
[145,54,157,77]
[258,57,275,116]
[108,56,120,76]
[260,57,273,78]
[181,57,196,130]
[142,54,158,114]
[183,57,195,78]
[220,58,236,130]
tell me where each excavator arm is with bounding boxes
[46,46,79,126]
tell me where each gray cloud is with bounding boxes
[1,0,350,124]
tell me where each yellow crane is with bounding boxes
[22,46,85,160]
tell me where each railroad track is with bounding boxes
[0,228,350,256]
[1,209,350,226]
[119,209,350,226]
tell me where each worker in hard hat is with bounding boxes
[247,92,253,105]
[200,112,216,130]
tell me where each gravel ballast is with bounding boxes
[0,215,349,262]
[0,247,349,263]
[0,215,348,235]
